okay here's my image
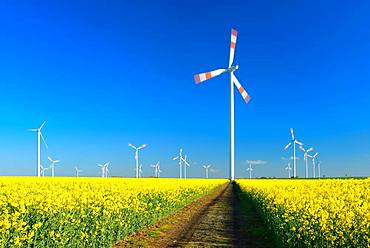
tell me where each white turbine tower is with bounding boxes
[98,162,109,178]
[194,29,251,181]
[173,148,183,179]
[48,156,60,177]
[75,167,82,177]
[285,162,292,178]
[40,164,48,177]
[299,146,313,178]
[182,155,190,179]
[128,143,147,178]
[246,162,253,179]
[284,128,303,178]
[28,121,48,177]
[150,161,160,178]
[203,164,212,179]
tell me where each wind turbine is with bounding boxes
[312,152,319,178]
[48,156,60,177]
[246,162,253,179]
[194,29,251,181]
[138,164,143,178]
[173,148,183,179]
[284,128,303,178]
[182,155,190,179]
[98,162,109,178]
[317,161,322,179]
[75,167,82,177]
[285,162,292,178]
[40,164,48,177]
[203,164,212,179]
[28,121,48,177]
[246,160,266,179]
[150,161,160,178]
[299,146,313,178]
[128,143,147,178]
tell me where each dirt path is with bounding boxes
[115,182,276,248]
[170,182,275,247]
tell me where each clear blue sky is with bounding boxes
[0,0,370,178]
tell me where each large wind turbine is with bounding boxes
[194,29,251,181]
[28,121,48,177]
[299,146,313,178]
[173,148,183,179]
[284,128,303,178]
[128,143,147,178]
[48,156,60,177]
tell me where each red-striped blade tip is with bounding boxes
[244,95,251,103]
[231,28,238,36]
[194,74,201,84]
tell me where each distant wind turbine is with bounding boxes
[98,162,109,178]
[182,155,190,179]
[28,121,48,177]
[246,160,267,179]
[285,162,292,178]
[138,164,143,178]
[246,162,253,179]
[40,164,48,177]
[150,161,160,178]
[128,143,147,178]
[173,148,183,179]
[284,128,303,178]
[317,161,322,179]
[312,152,319,178]
[75,167,82,177]
[194,29,251,181]
[203,164,212,179]
[299,146,313,178]
[48,156,60,177]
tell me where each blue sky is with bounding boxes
[0,0,370,178]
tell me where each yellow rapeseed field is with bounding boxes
[237,178,370,247]
[0,177,227,247]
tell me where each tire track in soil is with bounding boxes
[169,182,275,248]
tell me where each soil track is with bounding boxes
[115,182,276,247]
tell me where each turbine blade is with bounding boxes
[138,144,147,150]
[39,121,46,130]
[313,152,319,158]
[28,129,38,132]
[48,156,53,162]
[298,146,305,152]
[284,142,292,150]
[295,140,303,146]
[231,73,251,103]
[229,28,237,67]
[128,143,136,149]
[173,156,179,160]
[307,147,314,152]
[40,132,48,149]
[194,68,227,84]
[290,128,295,140]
